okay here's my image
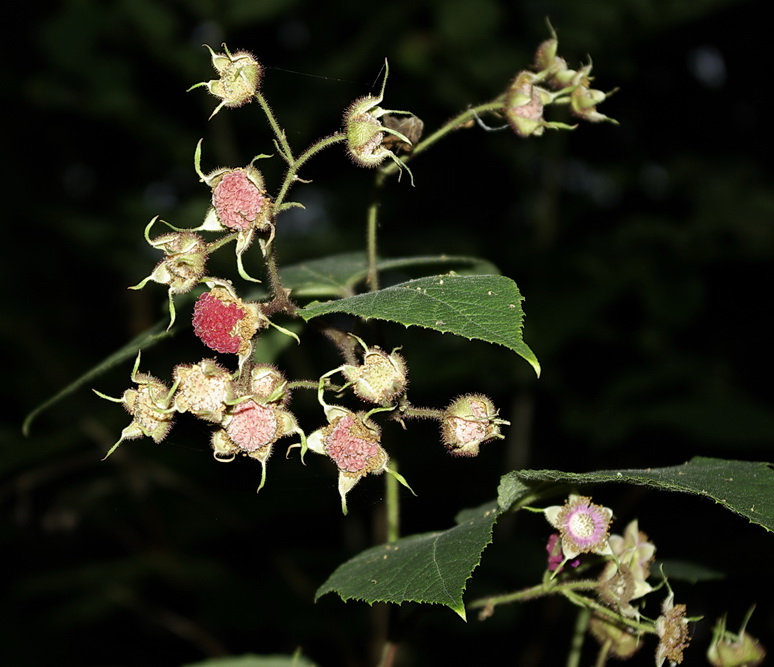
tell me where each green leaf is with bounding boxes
[315,501,500,619]
[279,251,500,299]
[22,320,176,436]
[299,274,540,375]
[501,456,774,532]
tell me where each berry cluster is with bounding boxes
[96,28,613,513]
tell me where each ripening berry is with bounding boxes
[441,394,508,457]
[323,412,387,475]
[225,400,280,453]
[172,358,233,423]
[304,406,402,514]
[192,287,261,356]
[210,402,302,492]
[212,168,272,232]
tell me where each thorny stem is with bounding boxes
[262,245,295,315]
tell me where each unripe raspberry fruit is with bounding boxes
[224,400,280,452]
[323,412,387,475]
[211,167,272,232]
[211,402,301,492]
[190,45,262,119]
[192,287,262,355]
[342,346,407,404]
[503,72,549,138]
[441,394,507,457]
[305,407,392,514]
[172,359,233,423]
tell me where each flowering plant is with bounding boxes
[24,24,772,667]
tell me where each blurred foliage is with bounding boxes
[4,0,773,665]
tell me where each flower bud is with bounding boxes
[342,345,408,405]
[503,72,565,138]
[192,287,263,356]
[441,394,508,457]
[172,358,233,423]
[246,363,289,404]
[342,60,414,183]
[570,81,618,124]
[707,613,766,667]
[189,44,262,119]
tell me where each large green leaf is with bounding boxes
[315,501,500,620]
[279,251,500,299]
[299,274,540,375]
[500,456,774,532]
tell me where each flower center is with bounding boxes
[569,511,596,539]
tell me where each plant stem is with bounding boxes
[366,194,380,292]
[274,133,346,212]
[566,606,590,667]
[376,99,505,182]
[255,91,295,165]
[468,578,599,611]
[385,459,400,542]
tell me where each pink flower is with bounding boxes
[544,494,613,559]
[546,533,580,572]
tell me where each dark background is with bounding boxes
[3,0,772,665]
